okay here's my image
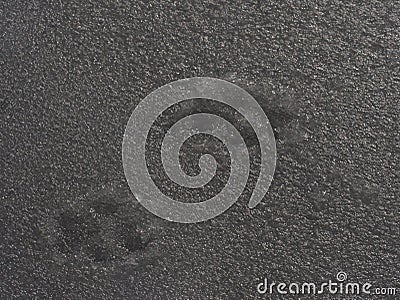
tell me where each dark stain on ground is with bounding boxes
[43,184,155,265]
[57,209,147,262]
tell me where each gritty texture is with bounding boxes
[1,0,400,299]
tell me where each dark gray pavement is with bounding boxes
[1,1,399,299]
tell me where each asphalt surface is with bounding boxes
[1,0,399,299]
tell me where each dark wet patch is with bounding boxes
[56,208,148,262]
[43,183,158,264]
[88,195,120,215]
[58,210,98,253]
[350,180,380,205]
[221,75,307,145]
